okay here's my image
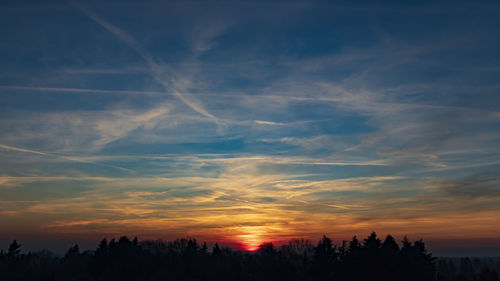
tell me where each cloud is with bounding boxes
[0,175,116,188]
[72,2,221,126]
[437,176,500,199]
[0,85,162,95]
[93,104,171,147]
[0,143,132,172]
[254,120,285,126]
[0,143,48,156]
[1,1,500,249]
[0,101,217,153]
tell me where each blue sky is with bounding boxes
[1,0,500,255]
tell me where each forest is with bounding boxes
[1,232,499,281]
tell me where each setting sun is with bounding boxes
[237,233,261,251]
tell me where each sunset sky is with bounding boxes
[1,0,500,256]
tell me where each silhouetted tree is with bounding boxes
[380,235,400,280]
[382,235,399,253]
[315,235,335,259]
[362,232,384,280]
[1,233,490,281]
[108,238,117,249]
[7,239,21,257]
[212,242,222,257]
[363,232,381,251]
[400,238,436,281]
[96,238,108,255]
[200,242,208,255]
[64,244,80,258]
[402,236,412,250]
[313,235,337,280]
[338,240,347,259]
[258,242,276,257]
[186,238,198,255]
[348,235,361,253]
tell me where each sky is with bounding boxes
[0,0,500,256]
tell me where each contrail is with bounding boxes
[0,144,133,172]
[0,144,48,156]
[0,85,162,95]
[72,2,221,126]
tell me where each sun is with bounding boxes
[232,225,272,251]
[237,233,261,251]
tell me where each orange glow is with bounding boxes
[229,225,282,251]
[237,233,261,251]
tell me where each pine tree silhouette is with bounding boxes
[7,240,21,257]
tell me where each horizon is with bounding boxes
[1,0,500,258]
[2,234,500,258]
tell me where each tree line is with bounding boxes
[0,232,498,281]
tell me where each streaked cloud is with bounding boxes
[254,120,285,126]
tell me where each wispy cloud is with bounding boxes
[72,2,221,126]
[254,120,285,126]
[93,104,171,147]
[0,143,132,172]
[0,85,162,95]
[0,143,48,156]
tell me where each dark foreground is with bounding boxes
[1,233,498,281]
